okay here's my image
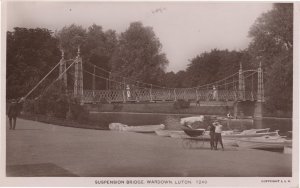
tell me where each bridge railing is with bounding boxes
[77,89,257,103]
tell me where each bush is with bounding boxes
[113,103,123,111]
[100,98,109,104]
[22,99,35,114]
[69,97,89,122]
[173,99,190,109]
[23,81,89,122]
[34,82,69,118]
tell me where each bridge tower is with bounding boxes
[58,49,67,89]
[74,47,84,99]
[238,62,245,101]
[254,62,264,119]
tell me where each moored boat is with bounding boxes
[169,131,191,139]
[236,135,286,150]
[109,123,165,133]
[217,117,254,123]
[155,130,183,137]
[222,128,279,138]
[124,124,165,133]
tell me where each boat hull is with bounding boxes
[223,132,278,138]
[155,130,183,137]
[124,124,165,133]
[236,137,285,149]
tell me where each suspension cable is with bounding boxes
[22,61,62,100]
[36,60,76,99]
[85,61,257,90]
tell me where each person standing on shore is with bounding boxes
[207,122,216,150]
[214,121,224,150]
[7,98,24,130]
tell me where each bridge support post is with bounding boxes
[238,62,245,101]
[174,89,177,101]
[254,62,264,119]
[150,84,153,102]
[254,102,263,119]
[122,90,126,103]
[233,101,239,118]
[74,47,83,104]
[92,65,95,98]
[59,49,67,90]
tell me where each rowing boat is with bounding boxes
[109,123,165,133]
[222,128,279,138]
[155,130,183,137]
[236,135,286,149]
[124,124,165,133]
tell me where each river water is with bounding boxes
[89,112,292,135]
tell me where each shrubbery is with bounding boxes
[173,99,190,109]
[22,81,89,122]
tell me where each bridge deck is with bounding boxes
[78,89,256,103]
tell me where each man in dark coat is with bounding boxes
[207,122,216,150]
[7,98,23,130]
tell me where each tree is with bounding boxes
[55,24,87,58]
[83,25,118,90]
[248,3,293,114]
[56,24,118,90]
[110,22,169,86]
[184,49,250,88]
[7,27,60,100]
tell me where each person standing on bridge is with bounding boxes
[7,98,24,130]
[126,85,131,99]
[214,121,224,151]
[212,85,218,101]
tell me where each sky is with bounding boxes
[6,1,273,72]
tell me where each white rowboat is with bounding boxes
[236,135,286,149]
[124,124,165,133]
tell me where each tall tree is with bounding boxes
[248,3,293,114]
[7,28,60,99]
[55,24,87,58]
[185,49,250,88]
[56,24,118,90]
[110,22,168,86]
[83,24,118,90]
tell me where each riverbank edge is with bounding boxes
[18,113,109,130]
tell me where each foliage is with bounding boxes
[110,22,169,86]
[163,49,251,88]
[7,27,61,99]
[34,81,69,118]
[56,24,118,90]
[22,99,35,114]
[68,97,89,123]
[99,98,109,104]
[22,81,89,121]
[55,24,87,58]
[248,3,293,113]
[173,99,190,109]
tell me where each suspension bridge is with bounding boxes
[23,47,265,106]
